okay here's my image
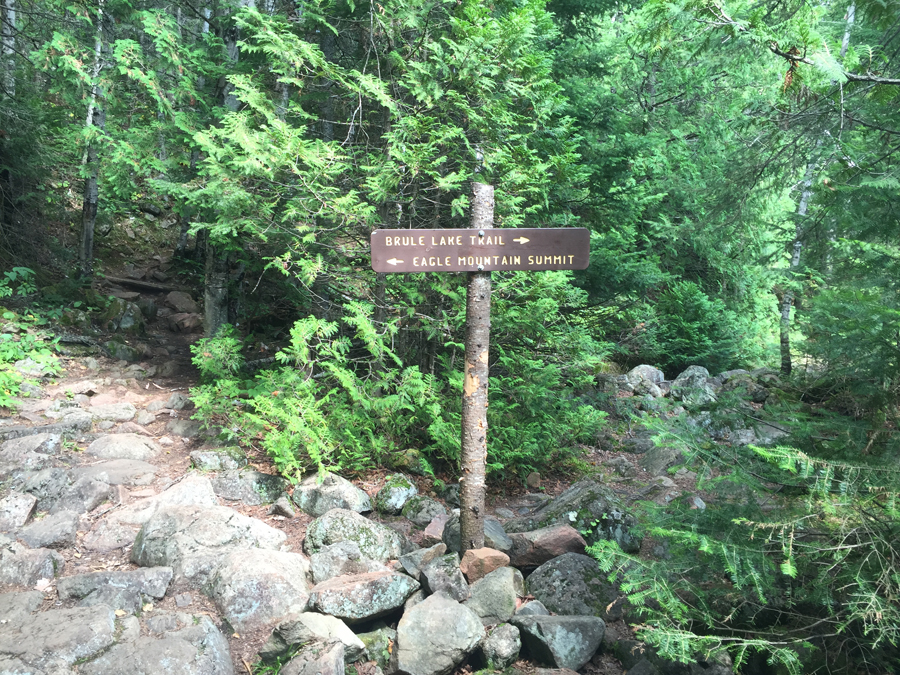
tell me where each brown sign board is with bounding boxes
[371,228,590,273]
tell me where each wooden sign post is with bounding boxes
[371,183,590,553]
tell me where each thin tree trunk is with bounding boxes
[1,0,15,97]
[80,8,105,278]
[459,182,494,554]
[204,239,229,336]
[779,158,816,376]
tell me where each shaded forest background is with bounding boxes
[0,0,899,669]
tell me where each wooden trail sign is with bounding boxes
[369,186,590,553]
[371,227,590,273]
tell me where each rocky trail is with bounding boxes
[0,283,780,675]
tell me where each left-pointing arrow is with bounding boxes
[387,258,404,265]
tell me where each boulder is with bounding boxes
[503,478,639,552]
[401,496,447,527]
[268,496,296,518]
[260,614,366,663]
[422,514,450,546]
[211,469,288,506]
[511,615,605,670]
[671,366,717,406]
[639,445,684,477]
[0,534,65,586]
[89,402,137,422]
[480,623,521,669]
[464,566,525,626]
[527,553,626,621]
[442,515,512,554]
[111,473,219,525]
[626,365,665,386]
[721,375,769,403]
[459,547,509,583]
[390,593,486,675]
[104,340,144,362]
[516,600,550,616]
[166,392,195,410]
[20,467,70,512]
[51,475,113,515]
[281,640,345,675]
[83,519,140,552]
[292,472,372,516]
[0,433,61,455]
[78,612,233,675]
[375,474,418,515]
[18,509,80,549]
[57,567,173,614]
[85,433,160,461]
[507,525,586,569]
[304,508,407,563]
[311,541,390,584]
[131,504,286,585]
[166,419,202,438]
[420,553,469,602]
[357,625,396,670]
[399,543,447,581]
[0,492,37,531]
[72,458,158,486]
[0,605,116,671]
[307,570,420,623]
[0,590,43,623]
[166,291,200,314]
[190,447,247,471]
[207,549,313,632]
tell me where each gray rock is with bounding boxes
[420,553,469,602]
[260,614,366,663]
[442,515,512,554]
[304,509,406,563]
[503,478,639,552]
[390,593,485,675]
[480,623,521,669]
[527,553,626,621]
[626,365,665,386]
[0,492,37,531]
[511,615,605,670]
[1,433,62,456]
[464,566,524,625]
[166,292,200,315]
[671,366,717,406]
[404,589,425,612]
[18,510,80,549]
[375,474,418,515]
[21,467,70,511]
[85,433,160,461]
[147,400,167,413]
[307,570,420,623]
[135,410,156,425]
[104,340,144,362]
[190,447,247,471]
[604,456,638,477]
[516,600,550,616]
[99,420,116,430]
[166,392,195,410]
[89,402,137,422]
[310,541,390,584]
[72,459,158,486]
[721,375,769,403]
[494,507,515,519]
[268,496,296,518]
[282,640,344,675]
[131,504,286,585]
[211,469,288,506]
[399,543,447,581]
[401,496,447,527]
[357,625,396,670]
[0,606,116,672]
[207,549,312,632]
[111,473,219,525]
[78,612,233,675]
[13,357,56,378]
[52,475,113,515]
[57,567,174,614]
[0,414,91,442]
[166,419,202,438]
[83,519,139,552]
[0,590,43,623]
[507,525,587,569]
[0,534,65,586]
[625,658,662,675]
[639,445,684,477]
[292,472,372,517]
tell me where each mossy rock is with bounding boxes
[375,473,418,515]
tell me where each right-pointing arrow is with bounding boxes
[387,258,404,265]
[512,237,530,244]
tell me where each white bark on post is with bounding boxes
[459,182,494,554]
[1,0,15,97]
[80,5,105,278]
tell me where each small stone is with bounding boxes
[18,510,80,549]
[165,292,199,314]
[0,492,38,531]
[459,547,510,583]
[135,411,156,425]
[165,419,202,438]
[480,623,521,669]
[526,472,541,489]
[175,592,193,607]
[268,496,296,518]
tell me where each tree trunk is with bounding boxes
[204,238,229,336]
[779,157,816,376]
[459,181,494,554]
[79,12,105,278]
[1,0,14,97]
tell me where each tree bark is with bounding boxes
[459,182,494,554]
[1,0,15,97]
[79,9,105,278]
[204,238,229,336]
